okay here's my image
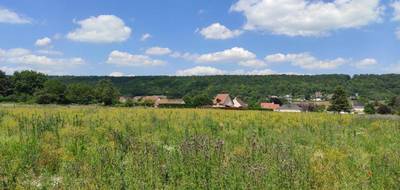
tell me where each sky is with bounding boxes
[0,0,400,76]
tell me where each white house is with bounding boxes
[213,94,234,108]
[233,97,248,108]
[277,104,302,113]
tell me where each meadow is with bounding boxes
[0,106,399,189]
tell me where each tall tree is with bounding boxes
[65,83,95,105]
[184,93,212,107]
[12,70,47,95]
[0,70,12,96]
[389,96,400,110]
[95,79,120,105]
[328,86,352,113]
[35,80,67,104]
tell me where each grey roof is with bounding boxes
[353,101,364,107]
[279,104,302,110]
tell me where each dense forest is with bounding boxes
[51,74,400,102]
[2,70,400,113]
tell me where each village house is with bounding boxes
[277,104,302,113]
[155,98,185,108]
[233,97,248,108]
[260,102,280,111]
[313,91,323,101]
[137,95,167,102]
[352,101,365,114]
[119,96,132,103]
[213,93,234,108]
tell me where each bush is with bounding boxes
[376,104,392,115]
[364,103,376,114]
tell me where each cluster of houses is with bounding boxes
[119,95,185,108]
[211,93,304,112]
[119,91,366,114]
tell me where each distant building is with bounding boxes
[119,96,133,103]
[213,93,234,108]
[352,101,365,114]
[155,99,185,108]
[313,91,323,101]
[260,102,280,111]
[277,104,302,113]
[233,97,248,108]
[139,95,167,102]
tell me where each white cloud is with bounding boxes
[0,7,31,24]
[354,58,378,68]
[67,15,131,43]
[176,66,225,76]
[145,47,172,55]
[237,69,276,75]
[199,23,242,40]
[0,48,84,66]
[0,66,33,75]
[265,53,287,63]
[36,49,63,56]
[107,50,166,67]
[109,72,134,77]
[141,33,152,41]
[195,47,256,63]
[238,59,267,68]
[176,66,279,76]
[392,1,400,21]
[35,37,52,47]
[0,48,84,75]
[265,53,347,70]
[231,0,383,37]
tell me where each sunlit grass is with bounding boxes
[0,107,399,189]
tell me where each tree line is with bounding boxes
[0,70,120,105]
[1,70,400,114]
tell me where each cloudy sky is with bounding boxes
[1,0,400,76]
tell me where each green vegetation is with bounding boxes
[1,70,400,114]
[328,86,352,113]
[51,74,400,102]
[0,107,399,189]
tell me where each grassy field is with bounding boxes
[0,107,399,189]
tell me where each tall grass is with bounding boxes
[0,107,399,189]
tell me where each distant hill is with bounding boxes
[51,74,400,104]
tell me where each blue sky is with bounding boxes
[0,0,400,76]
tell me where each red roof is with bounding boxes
[260,102,280,110]
[213,94,230,104]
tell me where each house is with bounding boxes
[213,93,234,108]
[119,96,133,103]
[132,95,167,103]
[155,99,185,108]
[313,91,323,101]
[352,101,365,114]
[260,102,280,111]
[233,97,248,108]
[277,104,302,113]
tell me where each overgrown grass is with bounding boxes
[0,107,399,189]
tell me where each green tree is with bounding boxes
[95,79,120,106]
[364,103,376,114]
[0,70,12,97]
[389,96,400,114]
[184,93,212,107]
[328,86,352,113]
[12,70,47,96]
[35,80,67,104]
[66,83,95,105]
